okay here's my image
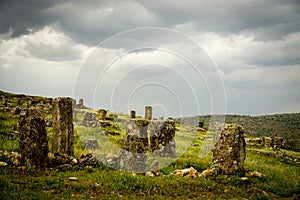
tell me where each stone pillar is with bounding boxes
[130,110,136,119]
[79,99,84,107]
[72,99,76,109]
[1,97,7,107]
[145,106,152,120]
[212,124,246,175]
[52,97,74,156]
[98,109,107,120]
[73,110,77,122]
[27,99,32,108]
[18,108,48,169]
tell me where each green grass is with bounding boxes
[0,102,299,199]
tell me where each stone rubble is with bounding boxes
[80,112,98,127]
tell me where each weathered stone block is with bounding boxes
[145,106,152,120]
[18,108,48,169]
[98,109,107,120]
[130,110,136,119]
[212,123,246,175]
[52,97,74,156]
[80,112,97,127]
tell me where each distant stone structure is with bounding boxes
[263,137,272,147]
[212,123,246,175]
[130,110,136,119]
[74,98,88,109]
[52,97,74,156]
[108,112,177,172]
[17,108,48,169]
[145,106,152,120]
[80,112,98,127]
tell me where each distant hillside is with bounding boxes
[176,113,300,149]
[1,90,299,150]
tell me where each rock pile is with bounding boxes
[80,112,98,127]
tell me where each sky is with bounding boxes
[0,0,300,118]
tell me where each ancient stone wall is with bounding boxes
[52,97,74,156]
[212,123,246,175]
[17,108,48,168]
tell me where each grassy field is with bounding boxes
[0,91,299,199]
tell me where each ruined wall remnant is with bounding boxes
[80,112,97,127]
[273,137,284,147]
[212,123,246,175]
[130,110,136,119]
[123,119,150,153]
[263,137,272,147]
[52,97,74,156]
[18,108,48,168]
[149,119,176,158]
[145,106,152,120]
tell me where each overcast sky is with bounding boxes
[0,0,300,117]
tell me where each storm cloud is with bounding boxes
[0,0,300,116]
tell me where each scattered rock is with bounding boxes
[68,177,78,181]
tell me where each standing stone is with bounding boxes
[52,97,74,156]
[73,110,77,122]
[1,97,7,107]
[72,99,76,109]
[212,123,246,175]
[79,99,84,107]
[130,110,136,119]
[18,108,48,169]
[263,137,272,147]
[145,106,152,120]
[98,109,107,120]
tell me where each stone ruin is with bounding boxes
[80,112,98,127]
[74,98,88,109]
[211,123,246,175]
[52,97,74,156]
[107,106,177,173]
[130,110,136,119]
[17,107,49,169]
[246,136,284,148]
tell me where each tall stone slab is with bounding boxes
[130,110,136,119]
[52,97,74,156]
[212,123,246,175]
[98,109,107,120]
[18,108,48,168]
[145,106,152,120]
